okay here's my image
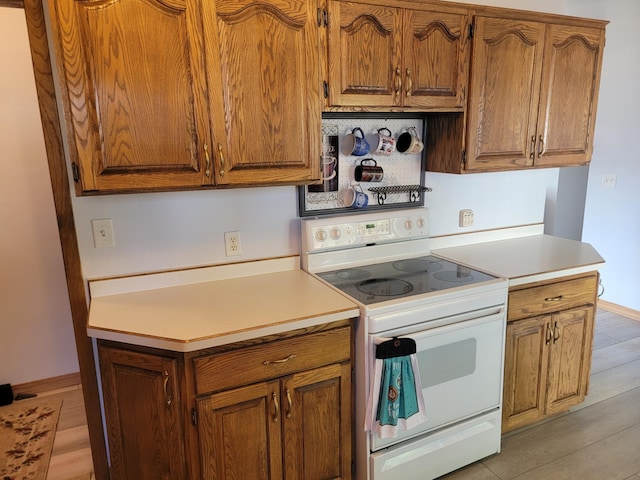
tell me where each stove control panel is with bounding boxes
[302,207,429,252]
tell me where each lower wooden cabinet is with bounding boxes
[98,346,188,480]
[97,321,353,480]
[502,273,598,432]
[197,363,352,479]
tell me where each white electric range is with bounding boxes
[301,207,508,480]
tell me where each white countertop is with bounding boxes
[432,234,604,286]
[87,257,359,352]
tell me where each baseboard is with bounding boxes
[598,300,640,321]
[12,372,81,396]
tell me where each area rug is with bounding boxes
[0,395,63,480]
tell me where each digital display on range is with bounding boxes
[358,219,390,237]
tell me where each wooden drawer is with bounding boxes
[194,326,351,395]
[508,273,598,322]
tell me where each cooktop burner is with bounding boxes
[318,255,498,305]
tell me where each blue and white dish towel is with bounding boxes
[365,338,427,439]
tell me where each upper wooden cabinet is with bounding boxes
[51,0,321,193]
[51,0,212,193]
[327,1,470,110]
[201,0,322,186]
[428,14,606,173]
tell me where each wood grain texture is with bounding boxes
[194,326,351,395]
[21,1,109,478]
[98,346,187,480]
[51,0,211,193]
[502,273,598,433]
[204,0,321,186]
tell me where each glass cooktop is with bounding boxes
[317,255,498,305]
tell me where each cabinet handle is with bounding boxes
[163,370,172,406]
[204,143,211,177]
[272,392,280,423]
[544,295,563,302]
[530,135,536,160]
[598,278,605,298]
[285,388,293,419]
[263,354,296,365]
[218,143,225,177]
[405,69,412,97]
[538,135,545,157]
[394,67,402,98]
[545,322,553,345]
[553,321,560,343]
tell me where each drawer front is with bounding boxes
[508,274,597,321]
[194,327,351,395]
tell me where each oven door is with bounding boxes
[369,310,505,451]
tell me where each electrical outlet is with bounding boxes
[224,231,241,256]
[601,173,617,188]
[459,209,474,227]
[91,219,115,247]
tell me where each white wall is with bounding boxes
[0,7,79,385]
[567,0,640,310]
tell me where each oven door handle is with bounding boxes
[375,311,505,345]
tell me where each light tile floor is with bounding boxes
[440,308,640,480]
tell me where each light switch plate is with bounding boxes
[92,219,115,247]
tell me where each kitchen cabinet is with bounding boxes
[502,272,598,432]
[199,0,321,186]
[195,326,353,479]
[427,15,606,173]
[50,0,321,193]
[97,321,353,480]
[98,346,188,480]
[51,0,212,193]
[327,1,470,110]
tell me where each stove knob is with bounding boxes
[315,229,327,242]
[404,219,413,231]
[330,227,341,240]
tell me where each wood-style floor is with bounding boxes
[41,307,640,480]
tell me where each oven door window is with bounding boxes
[370,313,505,451]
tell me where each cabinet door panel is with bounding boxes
[205,0,321,185]
[197,380,283,479]
[282,363,352,480]
[53,0,210,192]
[98,347,186,480]
[328,1,402,106]
[466,17,545,171]
[503,316,549,432]
[546,307,594,414]
[535,25,604,167]
[403,10,469,109]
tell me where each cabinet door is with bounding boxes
[402,9,470,109]
[203,0,321,186]
[466,17,545,171]
[52,0,211,193]
[98,346,186,480]
[502,315,550,433]
[328,1,403,107]
[546,306,595,414]
[534,25,605,167]
[197,380,283,480]
[282,363,352,480]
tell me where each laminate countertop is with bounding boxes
[431,234,604,286]
[87,257,359,352]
